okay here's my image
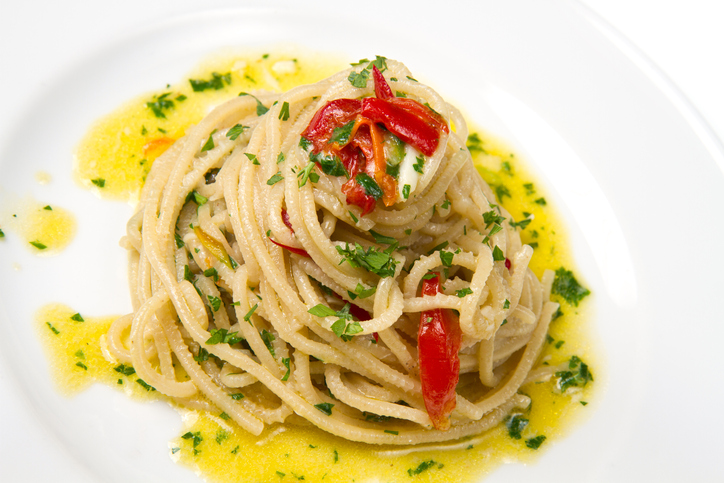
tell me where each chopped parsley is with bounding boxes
[46,322,60,334]
[297,161,319,187]
[455,287,473,298]
[243,304,258,324]
[174,233,185,248]
[278,101,290,121]
[328,120,355,146]
[402,184,411,199]
[467,132,485,152]
[201,130,216,152]
[189,72,231,92]
[43,205,52,211]
[281,357,291,381]
[314,402,334,415]
[369,230,397,245]
[495,184,511,201]
[309,303,362,341]
[347,282,376,300]
[310,152,347,177]
[70,313,84,322]
[260,329,276,357]
[492,246,505,261]
[335,242,398,278]
[509,217,532,230]
[215,429,229,444]
[299,136,312,151]
[267,172,284,186]
[551,268,590,306]
[206,328,243,346]
[75,361,88,370]
[226,123,247,140]
[355,173,383,199]
[136,378,155,391]
[482,210,505,228]
[505,414,529,439]
[181,431,203,449]
[439,250,454,267]
[413,155,425,174]
[207,295,221,311]
[244,152,259,165]
[407,460,437,476]
[114,364,136,376]
[526,435,547,449]
[146,92,175,118]
[30,241,47,250]
[347,56,388,87]
[91,178,106,188]
[534,197,547,206]
[556,356,593,392]
[239,92,269,115]
[203,267,218,282]
[186,190,208,205]
[524,182,535,195]
[348,69,370,88]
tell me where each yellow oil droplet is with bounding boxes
[0,196,76,255]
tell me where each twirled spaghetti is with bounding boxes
[107,58,559,445]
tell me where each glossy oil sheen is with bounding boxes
[40,52,596,483]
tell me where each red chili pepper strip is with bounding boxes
[372,65,394,100]
[341,179,377,216]
[388,98,449,135]
[362,98,441,157]
[302,98,362,152]
[418,273,462,430]
[281,209,294,232]
[269,238,310,258]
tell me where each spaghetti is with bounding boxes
[107,58,559,445]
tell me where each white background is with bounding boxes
[1,1,723,481]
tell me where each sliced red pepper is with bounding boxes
[269,238,310,258]
[301,67,449,215]
[372,65,394,100]
[418,273,462,430]
[341,178,376,216]
[302,98,362,152]
[389,98,449,135]
[362,97,441,156]
[281,208,294,232]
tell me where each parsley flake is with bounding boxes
[552,268,590,306]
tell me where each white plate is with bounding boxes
[1,1,723,481]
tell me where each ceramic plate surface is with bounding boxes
[1,1,723,481]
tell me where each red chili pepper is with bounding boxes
[388,98,449,135]
[302,98,361,152]
[281,208,294,232]
[372,65,394,100]
[418,273,462,430]
[341,178,377,216]
[362,98,441,157]
[301,67,449,215]
[269,238,310,258]
[505,258,511,270]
